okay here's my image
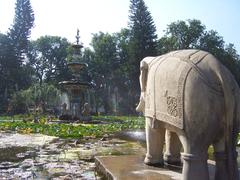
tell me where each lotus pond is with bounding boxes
[0,115,145,138]
[0,115,239,179]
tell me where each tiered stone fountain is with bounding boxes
[59,30,91,120]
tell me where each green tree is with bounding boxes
[0,33,18,112]
[27,36,71,85]
[198,30,225,56]
[28,83,60,111]
[196,29,240,83]
[158,19,205,54]
[158,19,240,84]
[8,0,34,60]
[113,29,133,114]
[82,49,97,113]
[1,0,35,98]
[87,32,118,113]
[9,83,60,114]
[221,43,240,83]
[85,29,135,114]
[128,0,158,112]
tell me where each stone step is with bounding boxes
[95,155,223,180]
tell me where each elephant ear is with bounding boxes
[136,57,156,113]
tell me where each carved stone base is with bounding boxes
[181,153,209,180]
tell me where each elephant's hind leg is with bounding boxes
[213,137,234,180]
[144,117,165,166]
[178,135,210,180]
[164,130,182,166]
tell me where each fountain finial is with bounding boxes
[76,29,80,45]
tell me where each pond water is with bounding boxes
[0,131,239,179]
[0,131,146,179]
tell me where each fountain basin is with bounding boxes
[59,81,90,90]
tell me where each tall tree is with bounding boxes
[88,32,118,113]
[27,36,71,85]
[84,29,133,114]
[113,28,133,114]
[4,0,35,93]
[128,0,158,112]
[158,19,240,85]
[8,0,35,60]
[198,30,225,57]
[221,43,240,83]
[0,33,18,112]
[158,19,205,54]
[0,0,34,112]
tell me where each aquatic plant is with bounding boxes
[0,116,145,138]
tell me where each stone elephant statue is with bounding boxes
[136,49,240,180]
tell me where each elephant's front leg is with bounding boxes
[164,130,182,165]
[144,117,165,166]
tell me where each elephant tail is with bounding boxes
[216,61,239,180]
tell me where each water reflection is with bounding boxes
[0,146,32,162]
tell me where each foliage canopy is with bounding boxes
[0,0,239,115]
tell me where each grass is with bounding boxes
[0,115,145,138]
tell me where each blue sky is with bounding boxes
[0,0,239,53]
